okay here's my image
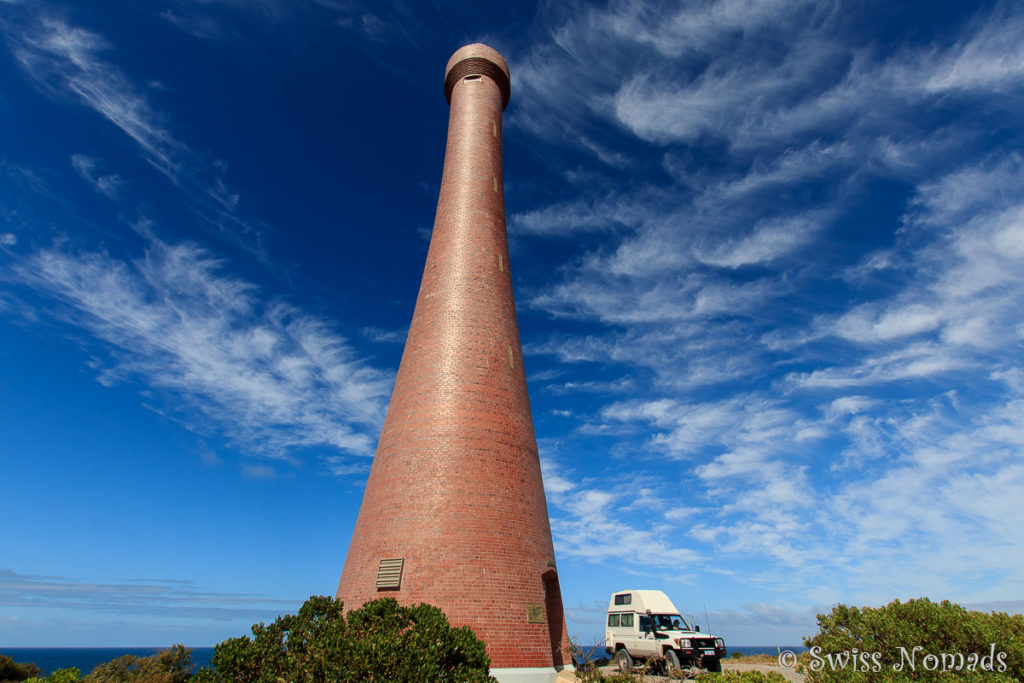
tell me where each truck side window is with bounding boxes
[608,613,620,627]
[621,613,634,627]
[639,615,650,631]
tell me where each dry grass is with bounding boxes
[731,654,780,665]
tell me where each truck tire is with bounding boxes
[664,649,681,672]
[705,657,722,672]
[615,648,633,673]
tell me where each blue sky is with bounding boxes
[2,0,1023,648]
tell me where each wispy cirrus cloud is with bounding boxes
[549,483,703,569]
[10,237,391,464]
[12,18,182,178]
[793,156,1024,385]
[6,13,264,254]
[918,7,1024,94]
[517,1,1024,398]
[592,381,1024,601]
[821,398,1024,603]
[0,568,296,621]
[160,9,233,41]
[510,191,648,237]
[602,5,1024,150]
[508,1,1024,615]
[70,154,123,199]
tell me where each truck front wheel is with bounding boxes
[704,657,722,672]
[664,649,681,672]
[615,648,634,673]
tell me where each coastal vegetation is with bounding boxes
[5,597,1023,682]
[803,598,1024,682]
[193,595,493,682]
[0,655,40,681]
[2,596,493,683]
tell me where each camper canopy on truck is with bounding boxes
[605,589,726,675]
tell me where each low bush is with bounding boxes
[803,598,1024,682]
[85,645,193,683]
[695,672,788,682]
[194,595,494,682]
[1,654,41,682]
[24,669,81,683]
[18,646,192,683]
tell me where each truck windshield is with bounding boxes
[654,614,689,630]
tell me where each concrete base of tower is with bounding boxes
[490,665,576,683]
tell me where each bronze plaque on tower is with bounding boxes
[526,603,545,624]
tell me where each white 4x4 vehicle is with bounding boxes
[605,590,726,674]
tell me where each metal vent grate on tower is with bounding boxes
[376,558,404,590]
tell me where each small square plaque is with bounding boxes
[526,603,545,624]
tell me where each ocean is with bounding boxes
[0,647,215,677]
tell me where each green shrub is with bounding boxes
[24,669,82,683]
[729,651,746,658]
[695,672,788,682]
[195,595,494,682]
[85,645,193,682]
[802,598,1024,682]
[19,646,190,683]
[0,654,42,681]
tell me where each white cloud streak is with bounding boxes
[0,568,296,621]
[13,239,391,460]
[14,19,182,179]
[70,154,123,199]
[7,13,264,253]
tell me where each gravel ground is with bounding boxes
[722,659,806,682]
[573,659,806,682]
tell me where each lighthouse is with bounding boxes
[335,44,570,682]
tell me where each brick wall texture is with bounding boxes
[335,44,570,671]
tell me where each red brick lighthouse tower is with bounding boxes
[336,44,570,682]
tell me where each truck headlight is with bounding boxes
[715,639,725,648]
[676,638,691,649]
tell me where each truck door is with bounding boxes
[637,615,659,657]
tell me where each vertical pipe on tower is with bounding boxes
[336,44,570,683]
